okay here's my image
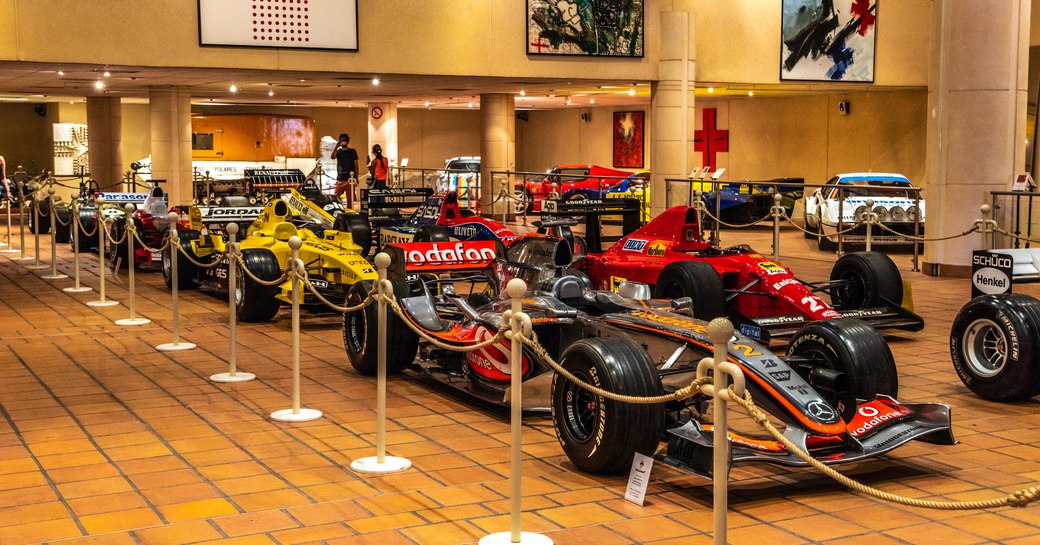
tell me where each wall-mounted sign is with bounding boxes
[371,106,384,120]
[198,0,358,51]
[972,250,1013,298]
[53,123,89,176]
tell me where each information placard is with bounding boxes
[972,250,1013,299]
[198,0,358,51]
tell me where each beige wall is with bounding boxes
[398,110,481,170]
[519,106,650,174]
[0,103,51,176]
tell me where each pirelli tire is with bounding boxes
[162,229,203,290]
[333,212,372,257]
[950,294,1040,401]
[551,337,664,474]
[235,248,282,323]
[829,251,903,310]
[342,279,419,376]
[787,318,898,421]
[415,225,450,243]
[653,261,726,321]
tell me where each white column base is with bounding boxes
[115,317,151,326]
[270,408,322,422]
[63,286,93,293]
[210,371,256,383]
[156,341,196,351]
[41,273,68,280]
[87,299,120,307]
[479,532,553,545]
[350,456,412,474]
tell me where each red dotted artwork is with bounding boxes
[252,0,310,42]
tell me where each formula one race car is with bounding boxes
[375,190,515,249]
[804,173,925,250]
[167,187,375,321]
[699,177,802,226]
[69,189,151,253]
[342,236,955,475]
[514,164,634,214]
[543,199,924,343]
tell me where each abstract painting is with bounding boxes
[527,0,643,57]
[781,0,877,82]
[613,111,644,168]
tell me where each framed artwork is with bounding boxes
[527,0,643,57]
[613,111,644,169]
[780,0,877,82]
[198,0,358,51]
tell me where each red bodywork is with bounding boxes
[132,207,190,266]
[582,206,841,322]
[521,164,631,212]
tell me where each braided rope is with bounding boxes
[790,214,868,236]
[78,215,99,237]
[54,208,72,226]
[230,247,290,286]
[992,226,1040,246]
[171,233,226,269]
[131,226,171,253]
[295,265,375,312]
[872,221,976,242]
[729,389,1040,509]
[699,206,775,229]
[105,222,130,246]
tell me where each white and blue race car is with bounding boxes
[803,173,925,250]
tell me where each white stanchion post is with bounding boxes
[87,198,120,307]
[864,198,875,252]
[708,319,733,545]
[41,188,67,280]
[211,222,255,383]
[352,252,411,473]
[115,204,150,326]
[480,278,552,545]
[26,198,47,270]
[980,204,993,251]
[14,184,30,261]
[771,193,782,262]
[63,202,92,293]
[156,212,196,351]
[271,236,322,422]
[0,194,16,252]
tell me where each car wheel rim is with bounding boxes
[562,369,599,443]
[661,281,684,300]
[800,347,850,417]
[963,318,1007,378]
[834,273,866,308]
[234,284,243,307]
[513,191,526,214]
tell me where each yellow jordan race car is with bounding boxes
[164,189,376,322]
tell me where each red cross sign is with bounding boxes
[694,108,729,171]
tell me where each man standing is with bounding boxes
[331,133,359,208]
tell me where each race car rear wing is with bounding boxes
[383,240,500,281]
[190,205,265,230]
[540,197,642,253]
[360,187,435,219]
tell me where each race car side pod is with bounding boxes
[695,318,748,545]
[115,204,150,327]
[0,191,17,253]
[210,222,256,384]
[351,252,412,474]
[40,188,68,281]
[63,202,92,293]
[87,197,120,308]
[270,236,323,423]
[156,212,195,352]
[25,197,47,271]
[480,278,552,545]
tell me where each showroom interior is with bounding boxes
[3,1,1040,544]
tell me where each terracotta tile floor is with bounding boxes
[2,218,1040,545]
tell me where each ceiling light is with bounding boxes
[519,89,526,97]
[467,102,474,108]
[748,91,754,97]
[57,71,65,76]
[707,87,714,93]
[590,99,596,104]
[268,90,274,97]
[94,80,105,90]
[68,101,74,104]
[299,79,306,82]
[564,98,572,105]
[103,71,111,77]
[628,88,636,96]
[229,84,238,93]
[424,101,430,107]
[372,77,380,86]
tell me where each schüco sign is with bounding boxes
[971,250,1013,298]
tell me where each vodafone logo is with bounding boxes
[466,327,528,381]
[401,242,496,268]
[848,402,908,438]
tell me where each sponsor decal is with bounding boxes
[806,400,838,423]
[768,370,791,382]
[452,225,479,239]
[609,276,628,291]
[755,315,806,326]
[310,279,329,289]
[622,239,648,252]
[772,278,799,290]
[972,250,1013,298]
[758,261,785,275]
[380,230,415,247]
[847,401,908,438]
[646,241,668,257]
[99,192,149,202]
[395,241,498,270]
[840,308,886,318]
[543,199,558,213]
[739,323,762,339]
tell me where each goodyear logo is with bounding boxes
[647,241,668,257]
[623,239,648,252]
[758,261,784,274]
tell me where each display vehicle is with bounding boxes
[341,237,955,475]
[166,187,374,322]
[514,164,634,213]
[950,293,1040,401]
[699,177,803,226]
[375,190,515,250]
[803,173,925,250]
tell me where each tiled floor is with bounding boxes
[2,218,1040,545]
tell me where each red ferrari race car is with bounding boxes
[341,237,954,475]
[542,198,924,343]
[514,164,634,213]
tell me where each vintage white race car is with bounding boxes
[804,173,924,250]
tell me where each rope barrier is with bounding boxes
[700,206,775,229]
[104,221,130,246]
[131,227,171,254]
[171,234,227,269]
[230,247,290,286]
[993,226,1040,246]
[78,214,99,237]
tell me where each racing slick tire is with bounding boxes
[950,294,1040,401]
[787,318,898,421]
[333,212,372,257]
[829,251,902,310]
[415,225,450,243]
[53,207,71,243]
[235,248,282,322]
[162,229,202,290]
[342,279,419,376]
[653,261,726,321]
[27,201,50,235]
[552,337,664,474]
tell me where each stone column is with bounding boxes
[924,0,1030,275]
[149,87,193,205]
[480,93,516,217]
[651,5,696,216]
[367,102,398,174]
[86,96,123,191]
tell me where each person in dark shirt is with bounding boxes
[331,133,359,207]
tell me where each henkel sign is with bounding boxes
[393,241,498,271]
[972,250,1013,298]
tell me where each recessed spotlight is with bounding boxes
[57,71,65,76]
[748,91,754,97]
[268,90,274,97]
[707,87,714,93]
[299,79,306,82]
[628,89,636,96]
[229,84,238,93]
[467,102,473,108]
[68,100,74,104]
[519,89,526,97]
[424,101,430,107]
[372,77,380,86]
[103,71,111,77]
[590,99,596,104]
[94,80,105,90]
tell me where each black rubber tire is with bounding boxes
[652,261,726,321]
[53,208,71,243]
[342,279,419,375]
[107,217,133,270]
[415,225,450,242]
[235,248,283,322]
[829,251,903,310]
[950,294,1040,401]
[71,209,96,252]
[27,202,50,235]
[787,318,898,421]
[551,337,664,474]
[333,212,372,257]
[162,229,202,290]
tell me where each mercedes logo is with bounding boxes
[806,400,838,423]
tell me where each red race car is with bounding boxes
[544,198,924,343]
[515,164,633,213]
